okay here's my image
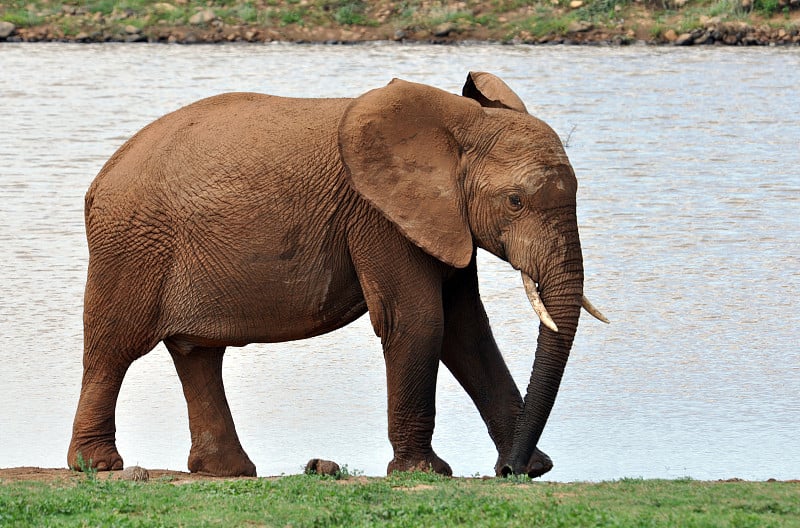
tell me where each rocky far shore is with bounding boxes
[2,18,799,46]
[1,1,798,46]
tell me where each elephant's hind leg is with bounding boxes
[68,359,129,472]
[165,338,256,477]
[68,324,157,472]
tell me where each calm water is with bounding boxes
[1,43,798,481]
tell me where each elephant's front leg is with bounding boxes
[383,321,452,476]
[440,261,553,477]
[165,339,256,477]
[350,229,452,476]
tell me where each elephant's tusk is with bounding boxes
[582,295,610,324]
[521,273,559,333]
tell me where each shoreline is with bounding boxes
[2,1,799,46]
[1,467,797,484]
[3,24,800,46]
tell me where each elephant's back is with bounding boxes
[90,92,350,190]
[85,92,352,230]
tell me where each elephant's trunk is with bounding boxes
[505,226,584,477]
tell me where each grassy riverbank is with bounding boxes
[1,470,799,527]
[0,0,798,45]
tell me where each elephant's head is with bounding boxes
[339,72,607,477]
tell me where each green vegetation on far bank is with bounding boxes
[1,471,799,527]
[0,0,798,45]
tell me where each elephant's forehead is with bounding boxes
[509,162,577,195]
[492,128,570,166]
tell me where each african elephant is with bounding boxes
[68,72,606,478]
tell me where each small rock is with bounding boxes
[153,2,177,12]
[119,466,149,482]
[723,32,739,44]
[663,29,678,42]
[0,21,16,39]
[694,31,712,44]
[567,20,593,33]
[188,9,216,25]
[569,0,584,7]
[305,458,341,476]
[433,22,456,37]
[393,29,407,41]
[124,25,141,34]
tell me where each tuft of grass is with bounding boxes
[576,0,630,22]
[0,7,44,27]
[333,0,369,25]
[71,453,98,483]
[519,10,576,39]
[336,464,365,478]
[754,0,782,16]
[277,6,305,25]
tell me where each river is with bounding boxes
[1,42,798,481]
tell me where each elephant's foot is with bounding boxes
[525,447,553,478]
[387,450,452,476]
[496,447,553,478]
[68,438,123,472]
[187,436,256,477]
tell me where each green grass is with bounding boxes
[1,472,798,527]
[333,1,370,26]
[519,8,576,38]
[0,7,44,27]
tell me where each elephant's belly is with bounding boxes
[163,261,369,345]
[247,277,369,343]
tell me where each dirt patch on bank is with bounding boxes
[0,466,378,486]
[2,467,798,485]
[0,467,260,485]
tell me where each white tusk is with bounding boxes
[582,295,610,324]
[521,273,559,333]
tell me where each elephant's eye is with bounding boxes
[508,194,523,210]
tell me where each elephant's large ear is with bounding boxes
[339,79,476,268]
[462,71,528,113]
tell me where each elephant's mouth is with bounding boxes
[521,272,609,331]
